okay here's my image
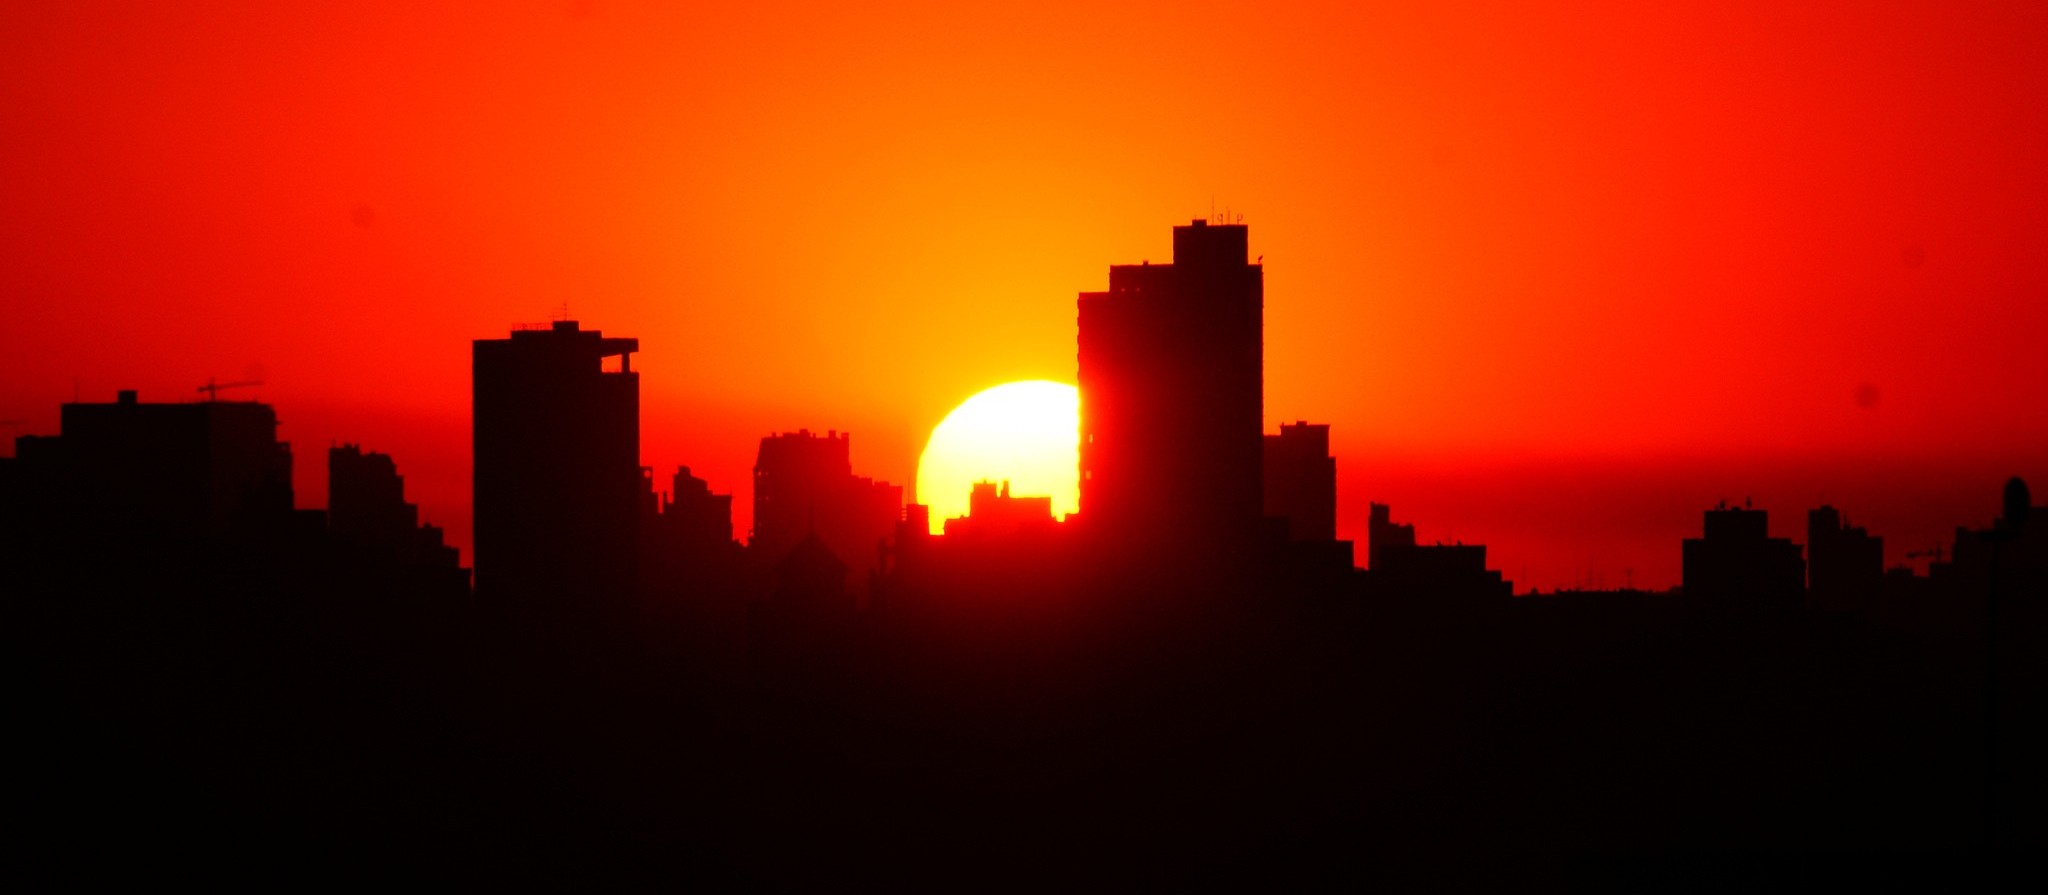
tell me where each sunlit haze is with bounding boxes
[916,381,1079,534]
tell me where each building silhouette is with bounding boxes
[329,444,413,542]
[1681,503,1804,605]
[10,389,295,541]
[750,429,901,592]
[1806,504,1882,610]
[1365,502,1510,601]
[642,465,735,552]
[472,320,640,614]
[1937,477,2048,848]
[1940,476,2047,608]
[1367,502,1417,572]
[24,223,2048,884]
[1262,421,1355,573]
[328,444,466,589]
[1078,219,1263,557]
[1264,421,1336,542]
[942,480,1054,539]
[635,464,744,620]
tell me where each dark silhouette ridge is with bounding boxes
[4,221,2045,886]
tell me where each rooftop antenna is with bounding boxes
[198,378,262,402]
[555,301,571,322]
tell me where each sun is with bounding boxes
[915,380,1079,534]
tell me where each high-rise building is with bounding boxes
[1077,219,1263,555]
[472,320,640,612]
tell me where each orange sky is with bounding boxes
[4,1,2045,589]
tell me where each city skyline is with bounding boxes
[10,4,2048,880]
[5,237,2026,602]
[9,277,2040,879]
[4,218,2031,585]
[4,3,2046,590]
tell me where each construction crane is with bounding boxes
[1906,544,1946,564]
[197,378,262,402]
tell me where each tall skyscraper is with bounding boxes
[472,320,640,612]
[1077,219,1264,556]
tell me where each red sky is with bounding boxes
[4,1,2044,590]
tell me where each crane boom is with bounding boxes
[198,378,262,402]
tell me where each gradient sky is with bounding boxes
[4,1,2044,589]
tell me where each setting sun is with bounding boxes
[915,380,1080,534]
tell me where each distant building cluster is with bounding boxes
[3,220,2041,630]
[0,389,466,603]
[750,429,901,597]
[6,220,2047,869]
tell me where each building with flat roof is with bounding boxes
[21,388,294,540]
[472,320,640,613]
[1077,219,1263,559]
[1265,421,1336,543]
[1682,504,1804,605]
